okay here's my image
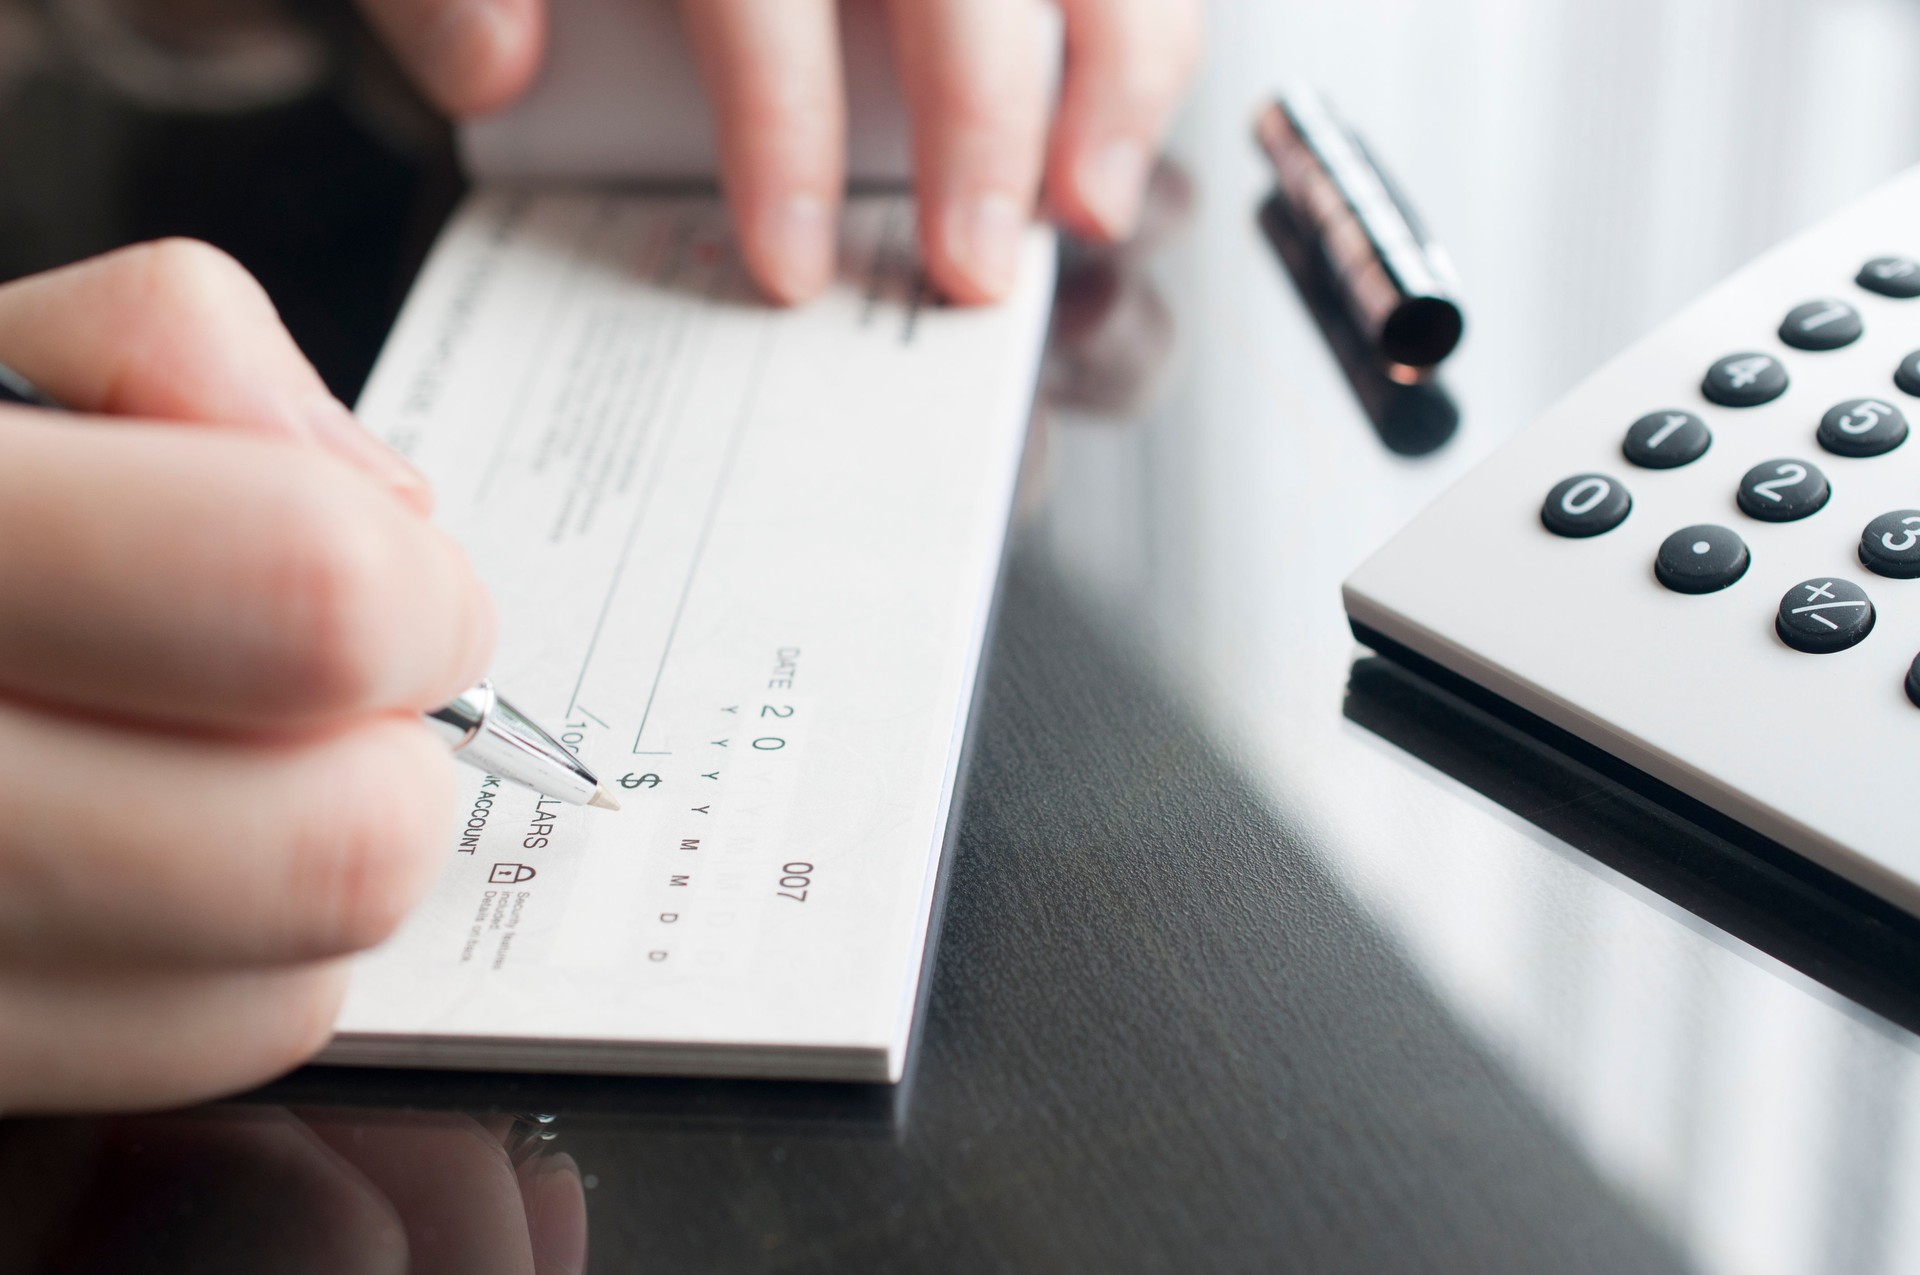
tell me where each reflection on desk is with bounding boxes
[0,1107,586,1274]
[1256,193,1459,457]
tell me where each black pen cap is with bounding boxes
[1255,85,1464,372]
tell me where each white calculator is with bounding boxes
[1345,166,1920,915]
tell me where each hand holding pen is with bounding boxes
[0,241,596,1113]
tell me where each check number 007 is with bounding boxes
[757,702,812,903]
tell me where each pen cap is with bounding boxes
[1255,86,1464,371]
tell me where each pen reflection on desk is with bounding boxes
[0,361,619,812]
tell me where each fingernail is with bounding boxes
[944,193,1025,301]
[1077,139,1149,240]
[307,398,436,515]
[758,194,833,303]
[521,1153,589,1275]
[416,0,520,113]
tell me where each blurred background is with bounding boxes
[0,0,459,395]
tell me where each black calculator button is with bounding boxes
[1541,474,1630,538]
[1703,353,1788,407]
[1896,351,1920,398]
[1817,398,1908,457]
[1859,257,1920,299]
[1779,300,1863,351]
[1860,511,1920,579]
[1776,578,1875,653]
[1655,525,1749,594]
[1622,411,1710,469]
[1907,654,1920,708]
[1736,458,1829,522]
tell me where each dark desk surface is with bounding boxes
[6,2,1920,1271]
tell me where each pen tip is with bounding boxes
[588,784,622,812]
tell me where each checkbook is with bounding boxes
[320,0,1056,1082]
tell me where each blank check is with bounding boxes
[325,191,1054,1081]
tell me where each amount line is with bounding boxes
[631,317,774,754]
[561,214,711,719]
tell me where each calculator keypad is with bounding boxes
[1859,256,1920,299]
[1556,254,1920,674]
[1817,397,1909,457]
[1737,459,1830,522]
[1776,578,1876,653]
[1703,353,1789,407]
[1623,411,1710,469]
[1542,474,1631,537]
[1656,525,1749,594]
[1859,511,1920,579]
[1779,300,1863,351]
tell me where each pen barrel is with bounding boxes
[425,681,493,748]
[427,681,601,806]
[1256,88,1464,372]
[0,362,62,408]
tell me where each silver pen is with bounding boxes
[426,680,620,809]
[0,362,618,812]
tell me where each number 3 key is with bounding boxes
[1861,510,1920,578]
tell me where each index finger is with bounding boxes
[884,0,1051,303]
[678,0,845,304]
[1046,0,1200,241]
[0,415,492,732]
[0,240,433,513]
